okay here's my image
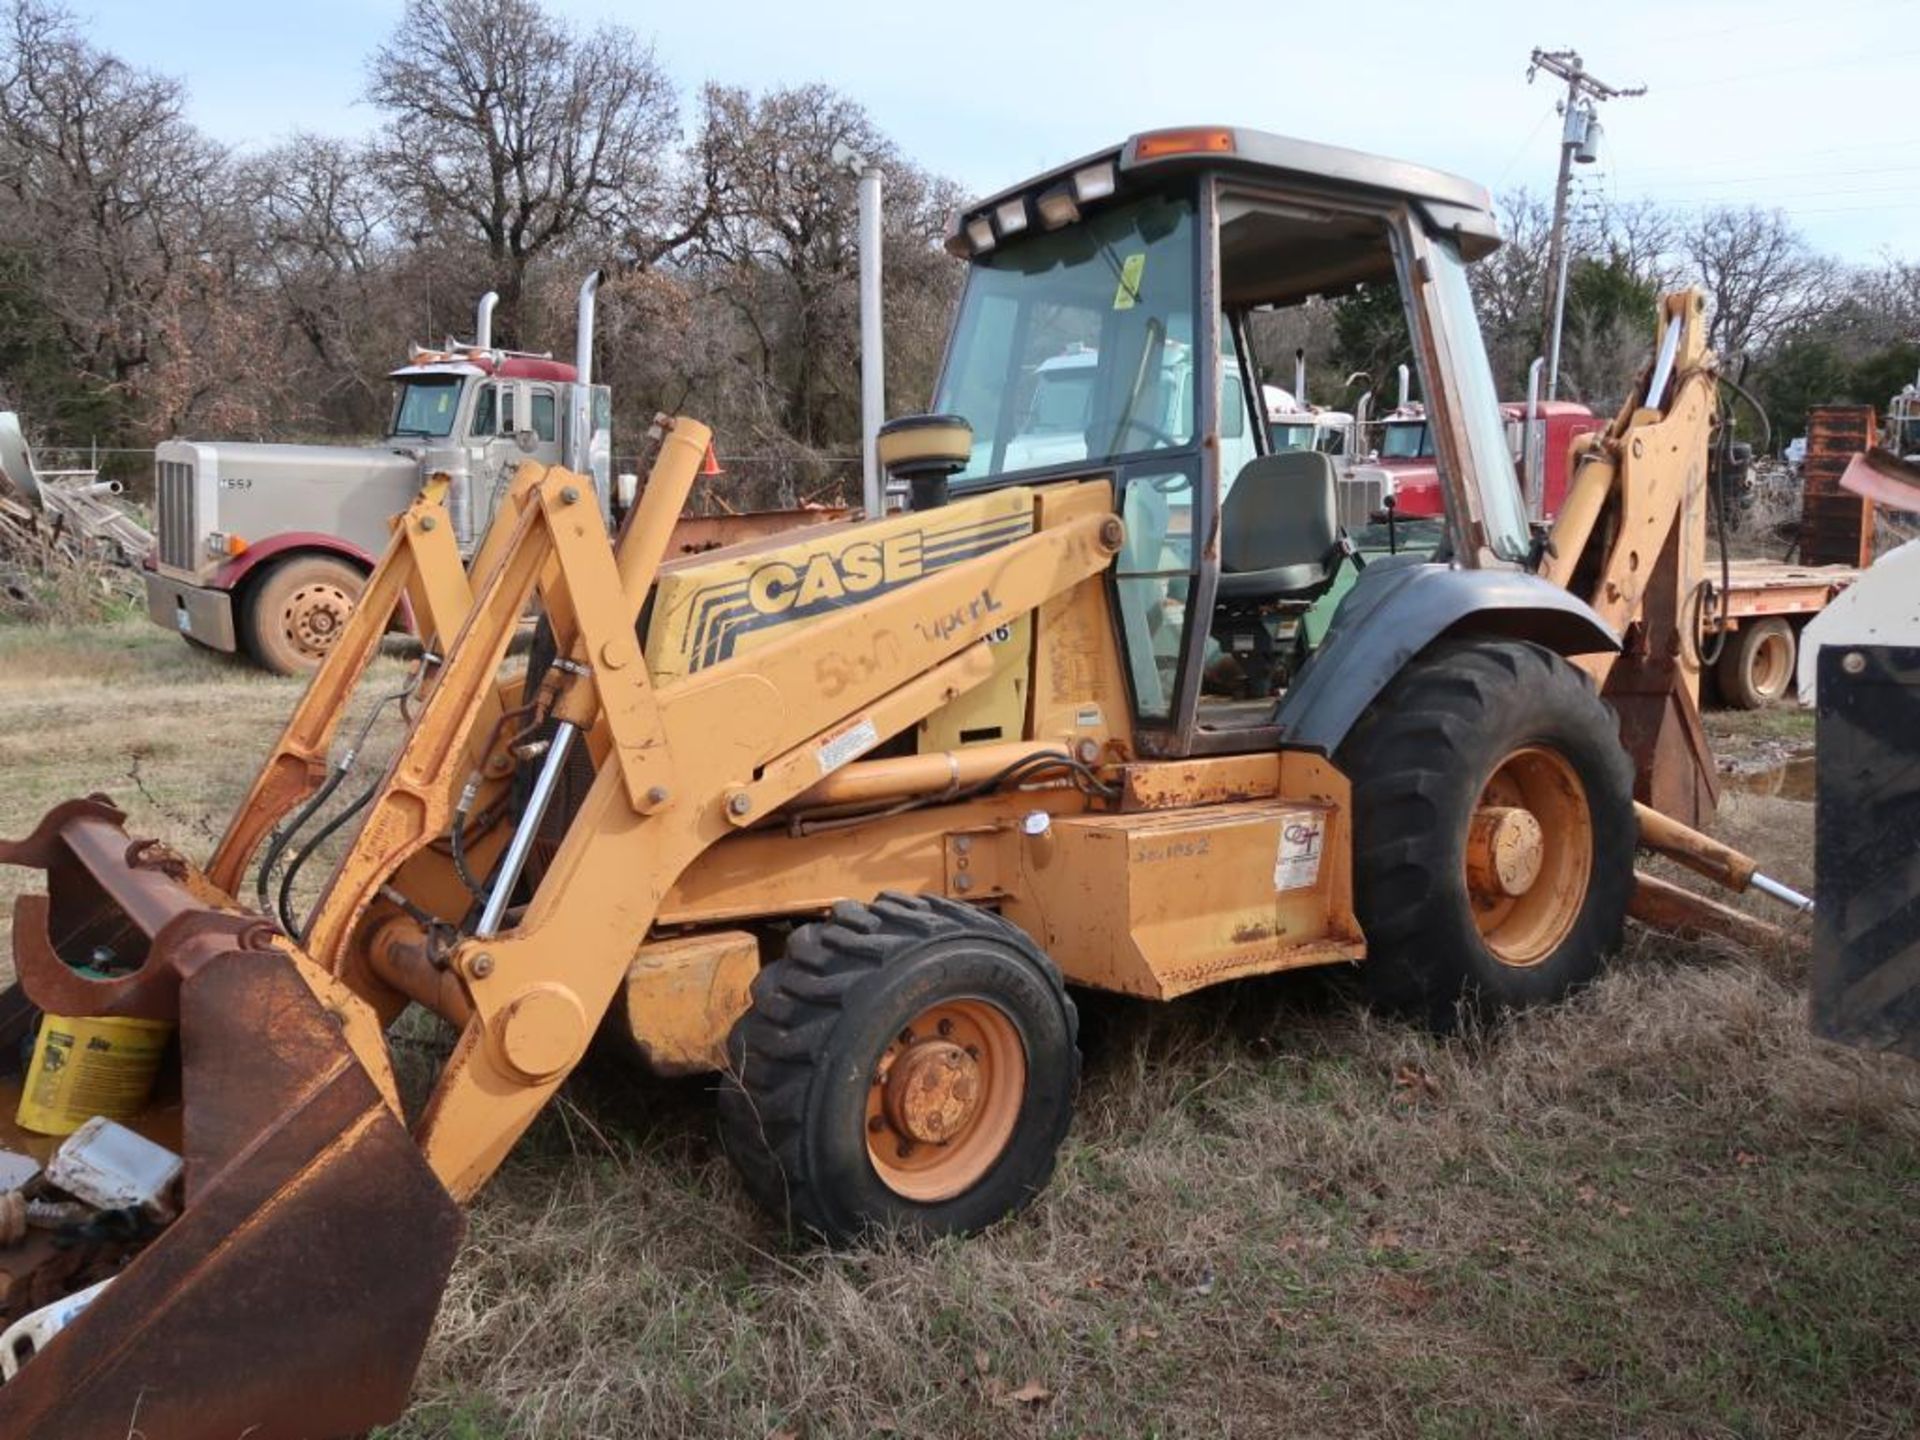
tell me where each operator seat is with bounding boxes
[1218,450,1346,602]
[1206,450,1357,702]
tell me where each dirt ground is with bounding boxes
[1,621,1915,1439]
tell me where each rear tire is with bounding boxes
[1715,617,1795,709]
[242,555,365,676]
[1336,638,1635,1028]
[719,893,1078,1243]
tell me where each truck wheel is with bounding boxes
[1337,638,1635,1029]
[1716,617,1795,709]
[242,555,364,676]
[718,893,1078,1243]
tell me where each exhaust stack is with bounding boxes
[1397,364,1411,409]
[566,271,604,476]
[474,292,498,352]
[1293,349,1307,406]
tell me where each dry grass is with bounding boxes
[2,621,1916,1439]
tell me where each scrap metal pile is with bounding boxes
[0,413,152,620]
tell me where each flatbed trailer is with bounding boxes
[1319,519,1854,709]
[1701,559,1857,708]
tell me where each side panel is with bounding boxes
[1006,778,1361,1000]
[1275,561,1619,755]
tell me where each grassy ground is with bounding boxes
[1,621,1915,1439]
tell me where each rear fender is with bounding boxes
[1275,561,1619,754]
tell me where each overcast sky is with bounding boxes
[78,0,1916,264]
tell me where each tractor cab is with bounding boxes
[915,126,1529,749]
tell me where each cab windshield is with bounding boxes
[935,192,1198,484]
[389,376,464,439]
[1379,421,1432,459]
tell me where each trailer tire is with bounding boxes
[1337,638,1635,1029]
[719,893,1078,1244]
[1716,617,1795,709]
[241,554,365,676]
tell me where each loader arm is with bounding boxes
[0,416,1122,1438]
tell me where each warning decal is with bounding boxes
[816,717,880,776]
[1274,811,1326,892]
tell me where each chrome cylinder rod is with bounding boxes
[476,720,578,937]
[1751,871,1815,915]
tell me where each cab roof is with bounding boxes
[947,125,1502,302]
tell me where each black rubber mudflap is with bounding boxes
[1813,644,1920,1058]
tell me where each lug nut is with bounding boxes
[937,1018,954,1038]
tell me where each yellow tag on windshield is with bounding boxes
[1113,253,1146,310]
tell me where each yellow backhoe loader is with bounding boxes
[0,126,1808,1437]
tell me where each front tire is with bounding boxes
[719,893,1078,1243]
[1337,638,1635,1028]
[242,554,365,676]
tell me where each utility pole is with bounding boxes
[1528,48,1644,400]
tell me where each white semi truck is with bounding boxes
[144,277,613,673]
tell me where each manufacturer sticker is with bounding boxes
[816,717,879,776]
[1274,811,1325,892]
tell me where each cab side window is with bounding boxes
[470,384,497,437]
[530,389,557,443]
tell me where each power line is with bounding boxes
[1630,163,1920,190]
[1655,45,1920,92]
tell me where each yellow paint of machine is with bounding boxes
[1003,791,1365,1000]
[644,487,1037,690]
[614,930,760,1076]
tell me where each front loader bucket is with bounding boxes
[0,800,464,1439]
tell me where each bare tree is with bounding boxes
[0,0,244,434]
[1680,205,1833,363]
[688,83,957,472]
[366,0,679,341]
[1469,190,1555,394]
[238,136,406,431]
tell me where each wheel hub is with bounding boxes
[883,1039,981,1144]
[1467,805,1546,899]
[287,585,352,657]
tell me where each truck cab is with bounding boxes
[144,281,612,674]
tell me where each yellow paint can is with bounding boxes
[14,1014,173,1136]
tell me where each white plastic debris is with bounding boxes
[45,1118,181,1218]
[0,1279,111,1381]
[0,1151,37,1195]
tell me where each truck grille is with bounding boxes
[157,458,198,570]
[1338,473,1383,532]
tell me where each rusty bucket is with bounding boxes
[0,798,464,1439]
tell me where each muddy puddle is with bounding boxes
[1721,746,1817,801]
